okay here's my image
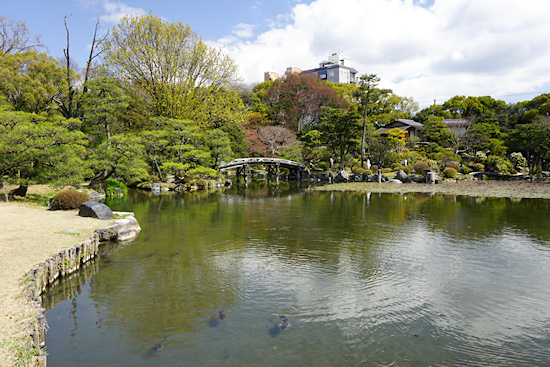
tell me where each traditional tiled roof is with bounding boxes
[443,119,471,126]
[395,119,424,129]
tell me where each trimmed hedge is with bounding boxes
[50,190,90,210]
[413,161,430,175]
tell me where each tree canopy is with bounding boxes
[103,14,240,122]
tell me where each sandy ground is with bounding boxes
[0,198,112,366]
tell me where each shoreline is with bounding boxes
[0,199,140,367]
[312,180,550,199]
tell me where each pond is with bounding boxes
[42,183,550,366]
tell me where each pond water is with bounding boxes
[43,184,550,366]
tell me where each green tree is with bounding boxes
[0,51,67,114]
[319,107,361,168]
[463,121,506,156]
[421,115,456,148]
[0,108,88,186]
[205,129,233,168]
[103,14,239,120]
[507,123,550,174]
[87,133,149,184]
[354,74,392,167]
[81,76,129,142]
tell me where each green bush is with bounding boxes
[485,155,512,173]
[352,166,366,175]
[391,163,404,171]
[364,169,373,175]
[445,163,460,171]
[317,161,329,171]
[473,163,485,172]
[105,178,128,197]
[460,166,473,174]
[413,161,430,175]
[371,165,379,173]
[381,168,392,174]
[442,167,458,179]
[195,178,207,187]
[50,190,90,210]
[403,166,412,175]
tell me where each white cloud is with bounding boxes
[99,1,147,24]
[215,0,550,108]
[232,23,257,40]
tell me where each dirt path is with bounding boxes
[0,202,112,366]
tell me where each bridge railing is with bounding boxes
[219,157,305,170]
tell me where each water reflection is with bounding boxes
[44,187,550,366]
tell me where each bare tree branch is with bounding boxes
[0,14,46,53]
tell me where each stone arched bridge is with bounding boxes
[219,158,306,182]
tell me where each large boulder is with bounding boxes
[395,169,407,182]
[95,213,141,242]
[79,201,113,220]
[405,174,421,183]
[335,170,349,183]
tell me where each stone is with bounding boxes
[8,184,28,198]
[88,190,105,200]
[405,174,421,183]
[387,179,403,184]
[78,201,113,220]
[395,169,407,182]
[151,183,162,195]
[95,214,141,242]
[335,170,349,182]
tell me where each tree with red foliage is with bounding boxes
[264,74,347,132]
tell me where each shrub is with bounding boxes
[391,163,404,171]
[402,166,412,175]
[50,190,89,210]
[460,166,473,174]
[317,161,329,171]
[352,166,366,175]
[195,178,207,187]
[475,151,487,162]
[381,168,392,174]
[371,165,379,173]
[364,169,373,175]
[473,163,485,172]
[105,178,128,197]
[509,152,527,168]
[413,161,430,175]
[442,167,458,179]
[485,155,512,173]
[445,163,460,171]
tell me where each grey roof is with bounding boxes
[443,119,471,126]
[395,119,424,129]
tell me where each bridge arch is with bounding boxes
[219,157,306,182]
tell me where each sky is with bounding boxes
[2,0,550,110]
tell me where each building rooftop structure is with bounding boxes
[263,53,359,84]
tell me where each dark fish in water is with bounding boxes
[155,341,164,351]
[279,315,290,330]
[146,251,158,257]
[219,310,227,319]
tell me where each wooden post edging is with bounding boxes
[22,212,141,367]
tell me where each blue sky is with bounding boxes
[2,0,550,109]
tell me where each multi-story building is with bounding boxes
[302,53,359,84]
[263,53,359,84]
